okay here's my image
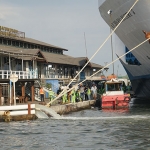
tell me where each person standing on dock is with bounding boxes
[87,86,91,100]
[71,88,76,103]
[57,87,61,96]
[49,88,55,101]
[84,86,88,100]
[91,84,97,100]
[76,89,81,102]
[62,90,68,104]
[39,87,44,102]
[79,84,85,101]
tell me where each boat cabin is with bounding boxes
[104,80,124,96]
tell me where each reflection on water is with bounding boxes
[0,102,150,150]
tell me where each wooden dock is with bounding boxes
[50,100,96,115]
[0,100,96,122]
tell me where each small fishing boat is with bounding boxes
[101,78,130,109]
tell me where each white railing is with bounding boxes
[0,70,38,79]
[43,74,71,79]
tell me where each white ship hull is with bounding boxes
[99,0,150,99]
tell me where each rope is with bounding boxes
[47,37,149,107]
[46,0,139,106]
[110,14,114,74]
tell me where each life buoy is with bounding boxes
[124,96,131,103]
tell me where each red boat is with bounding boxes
[101,78,130,109]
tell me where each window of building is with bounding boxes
[24,43,27,48]
[12,41,16,46]
[41,47,44,50]
[28,44,31,48]
[58,50,62,54]
[44,47,47,51]
[47,48,50,52]
[3,39,7,45]
[31,44,34,49]
[0,39,2,44]
[4,57,9,64]
[20,42,23,47]
[16,41,19,47]
[8,40,11,45]
[45,64,56,78]
[54,49,57,53]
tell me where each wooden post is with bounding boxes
[31,82,35,102]
[28,103,31,115]
[12,85,14,104]
[0,84,2,105]
[22,82,25,97]
[0,84,2,97]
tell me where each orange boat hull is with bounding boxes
[101,94,130,109]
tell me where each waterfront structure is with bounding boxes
[99,0,150,100]
[0,26,105,104]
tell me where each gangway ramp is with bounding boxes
[35,104,61,119]
[35,109,49,119]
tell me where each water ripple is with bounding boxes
[0,107,150,149]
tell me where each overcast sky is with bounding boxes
[0,0,127,76]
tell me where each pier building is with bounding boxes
[0,26,107,105]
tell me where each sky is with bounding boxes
[0,0,127,76]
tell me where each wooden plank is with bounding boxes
[10,110,35,116]
[0,104,35,111]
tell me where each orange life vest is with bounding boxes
[40,88,44,94]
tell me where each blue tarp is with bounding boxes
[45,79,59,98]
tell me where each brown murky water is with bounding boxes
[0,103,150,150]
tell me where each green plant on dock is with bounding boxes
[46,83,52,89]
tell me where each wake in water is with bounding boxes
[52,115,150,120]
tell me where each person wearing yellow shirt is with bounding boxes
[49,88,55,101]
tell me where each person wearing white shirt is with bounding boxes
[91,84,97,100]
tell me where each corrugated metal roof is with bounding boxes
[0,45,38,55]
[1,36,68,51]
[0,45,105,68]
[42,52,75,65]
[22,37,68,51]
